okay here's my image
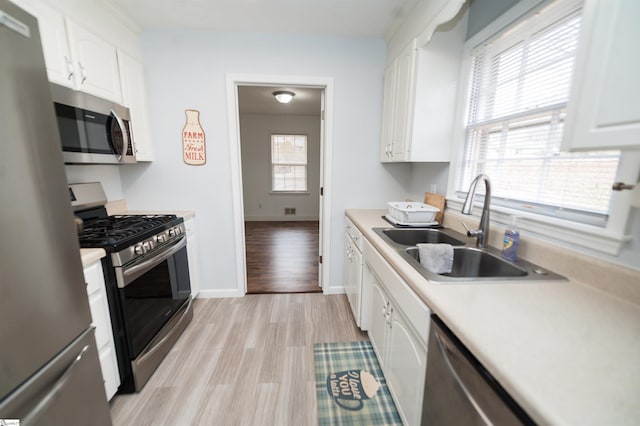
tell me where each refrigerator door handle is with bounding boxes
[21,345,90,426]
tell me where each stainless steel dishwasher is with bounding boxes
[422,315,535,425]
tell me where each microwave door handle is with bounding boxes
[110,109,128,162]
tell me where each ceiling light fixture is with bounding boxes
[273,90,295,104]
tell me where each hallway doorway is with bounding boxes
[237,85,324,294]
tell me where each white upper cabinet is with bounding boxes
[380,62,397,161]
[13,0,156,160]
[380,40,415,162]
[13,0,123,103]
[563,0,640,151]
[118,50,154,161]
[66,20,122,103]
[14,1,75,88]
[379,4,468,163]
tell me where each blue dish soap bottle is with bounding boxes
[502,216,520,262]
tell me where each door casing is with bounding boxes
[225,74,334,295]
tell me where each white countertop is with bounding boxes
[346,209,640,426]
[80,248,106,266]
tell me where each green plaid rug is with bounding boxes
[314,341,402,425]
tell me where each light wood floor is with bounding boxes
[109,294,367,425]
[245,221,321,294]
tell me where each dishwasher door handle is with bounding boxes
[434,330,494,425]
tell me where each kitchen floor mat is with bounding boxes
[314,341,402,425]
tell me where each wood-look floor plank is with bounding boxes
[245,221,321,294]
[109,294,367,425]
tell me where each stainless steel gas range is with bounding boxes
[70,182,193,393]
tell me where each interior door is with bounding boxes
[318,88,325,288]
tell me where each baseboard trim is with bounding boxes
[323,286,346,295]
[196,288,244,298]
[244,216,320,221]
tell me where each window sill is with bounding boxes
[269,191,311,196]
[445,197,629,256]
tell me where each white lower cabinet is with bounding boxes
[83,260,120,400]
[363,238,430,426]
[184,217,201,297]
[344,216,366,329]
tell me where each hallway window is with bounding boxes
[271,134,308,192]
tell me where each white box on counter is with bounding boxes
[387,202,439,224]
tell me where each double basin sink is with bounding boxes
[373,227,565,283]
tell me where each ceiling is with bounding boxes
[238,86,322,115]
[110,0,418,37]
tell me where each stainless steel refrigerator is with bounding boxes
[0,2,112,424]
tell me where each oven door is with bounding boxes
[114,236,191,359]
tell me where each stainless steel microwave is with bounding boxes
[50,83,136,164]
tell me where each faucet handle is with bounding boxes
[462,221,483,238]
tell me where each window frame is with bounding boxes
[270,133,309,193]
[446,0,639,256]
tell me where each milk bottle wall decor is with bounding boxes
[182,109,206,165]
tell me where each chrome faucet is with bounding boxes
[461,174,491,248]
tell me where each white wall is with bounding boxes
[240,114,320,221]
[65,165,123,200]
[407,163,450,200]
[120,31,413,295]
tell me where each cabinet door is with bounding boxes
[349,243,363,327]
[563,0,640,151]
[84,261,120,400]
[185,218,201,297]
[380,62,397,162]
[14,0,75,87]
[118,50,154,161]
[344,235,356,319]
[365,264,390,369]
[387,308,428,426]
[390,41,416,161]
[66,19,121,102]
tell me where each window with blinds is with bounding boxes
[271,134,308,192]
[457,0,621,227]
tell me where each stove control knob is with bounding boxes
[168,228,175,237]
[156,234,167,244]
[134,244,145,255]
[143,242,152,252]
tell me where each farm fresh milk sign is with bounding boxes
[182,109,206,165]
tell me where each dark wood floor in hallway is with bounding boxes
[245,221,321,294]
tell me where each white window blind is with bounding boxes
[271,134,308,192]
[457,0,621,226]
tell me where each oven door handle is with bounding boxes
[118,236,187,288]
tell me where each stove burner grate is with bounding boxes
[78,214,179,248]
